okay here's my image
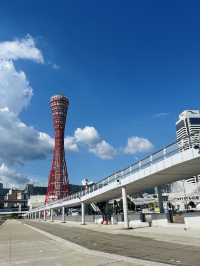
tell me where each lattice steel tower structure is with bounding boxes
[45,95,70,203]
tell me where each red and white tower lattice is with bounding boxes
[45,95,70,203]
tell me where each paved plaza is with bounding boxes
[50,219,200,247]
[24,219,200,266]
[0,220,170,266]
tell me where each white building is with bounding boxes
[28,195,45,210]
[169,110,200,207]
[176,110,200,149]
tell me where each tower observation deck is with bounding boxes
[45,95,70,203]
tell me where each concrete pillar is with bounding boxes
[62,206,65,223]
[18,203,22,212]
[35,212,37,220]
[39,211,41,220]
[43,210,46,221]
[50,209,54,222]
[81,202,85,225]
[155,186,164,213]
[122,186,129,229]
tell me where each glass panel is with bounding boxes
[189,118,200,125]
[176,120,185,131]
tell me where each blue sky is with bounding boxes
[0,1,200,187]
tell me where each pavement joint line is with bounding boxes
[97,260,125,266]
[23,222,172,266]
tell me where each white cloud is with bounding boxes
[73,126,117,159]
[0,35,44,115]
[0,108,52,165]
[89,140,117,160]
[0,60,33,114]
[75,126,100,145]
[0,35,44,63]
[0,35,46,187]
[38,132,54,147]
[124,136,153,155]
[64,136,79,152]
[0,163,31,188]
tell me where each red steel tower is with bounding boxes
[45,95,70,203]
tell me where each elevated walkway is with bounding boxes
[30,137,200,212]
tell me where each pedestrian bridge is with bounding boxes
[0,211,26,215]
[27,137,200,217]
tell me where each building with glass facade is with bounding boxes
[176,110,200,149]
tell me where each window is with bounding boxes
[176,120,185,131]
[189,118,200,125]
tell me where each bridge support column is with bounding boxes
[155,186,164,213]
[81,202,85,225]
[122,186,129,229]
[50,209,54,222]
[43,210,46,221]
[62,206,65,223]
